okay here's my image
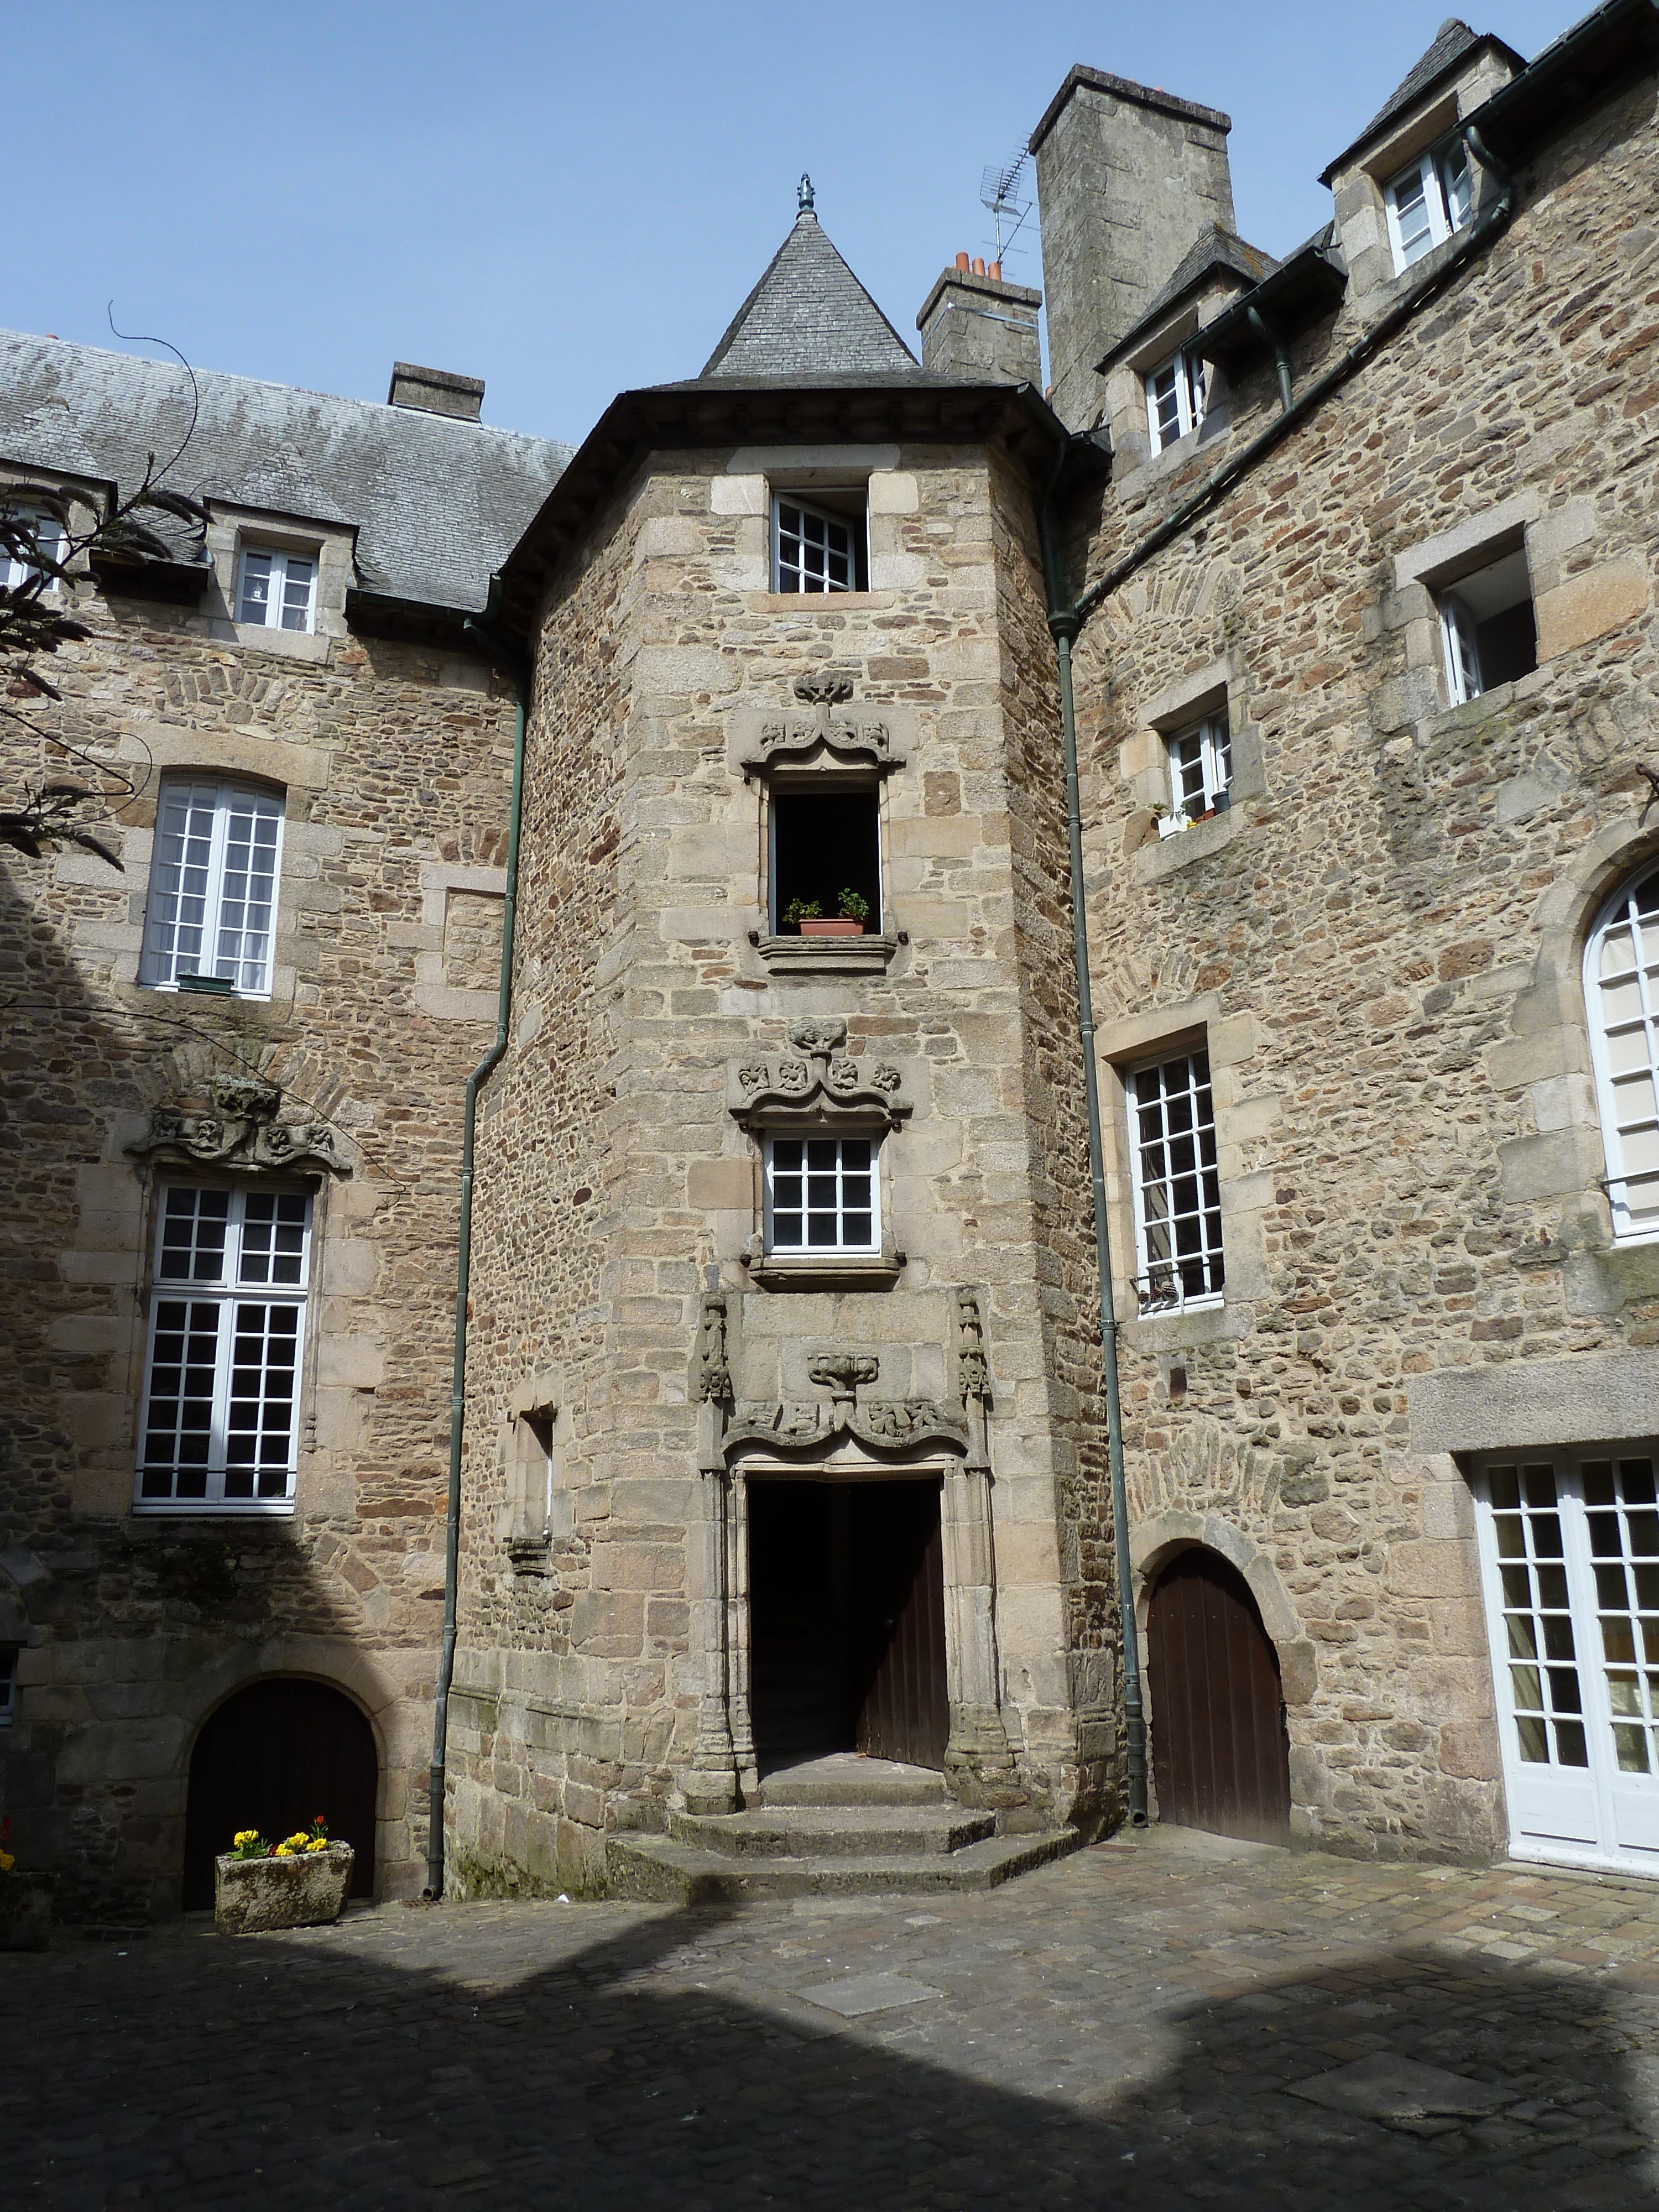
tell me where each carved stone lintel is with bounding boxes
[740,672,905,776]
[127,1073,347,1176]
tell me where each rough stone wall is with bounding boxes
[0,575,516,1914]
[1065,83,1659,1861]
[452,436,1113,1890]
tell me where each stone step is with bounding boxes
[606,1827,1080,1905]
[755,1754,949,1808]
[669,1803,997,1859]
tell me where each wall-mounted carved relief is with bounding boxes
[728,1018,912,1132]
[740,669,905,776]
[127,1073,348,1176]
[957,1288,990,1402]
[697,1292,733,1404]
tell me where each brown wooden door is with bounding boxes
[1148,1549,1291,1842]
[852,1479,950,1770]
[184,1678,378,1908]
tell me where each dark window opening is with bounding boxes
[770,786,881,935]
[1439,546,1537,703]
[0,1645,17,1724]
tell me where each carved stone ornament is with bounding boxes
[956,1287,990,1402]
[697,1291,733,1404]
[740,669,904,776]
[127,1073,347,1176]
[726,1345,968,1460]
[729,1020,911,1133]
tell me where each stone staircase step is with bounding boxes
[755,1754,948,1808]
[606,1827,1081,1905]
[669,1803,996,1859]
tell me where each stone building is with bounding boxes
[6,0,1659,1912]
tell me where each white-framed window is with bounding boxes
[1384,137,1474,272]
[1126,1050,1224,1313]
[1587,864,1659,1244]
[1145,348,1207,452]
[1473,1451,1659,1874]
[0,1645,16,1725]
[764,1135,879,1254]
[236,544,317,632]
[1438,547,1536,706]
[771,493,868,593]
[1158,714,1232,836]
[136,1183,312,1512]
[2,503,66,591]
[139,778,284,996]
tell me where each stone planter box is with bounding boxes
[214,1846,356,1934]
[0,1871,56,1950]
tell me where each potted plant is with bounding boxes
[785,889,869,939]
[0,1815,55,1951]
[214,1814,356,1935]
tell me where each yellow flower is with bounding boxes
[0,1850,14,1874]
[305,1838,329,1853]
[233,1829,259,1849]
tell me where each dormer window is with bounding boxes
[1384,138,1473,272]
[771,491,869,593]
[236,544,316,633]
[1145,348,1206,452]
[2,503,66,591]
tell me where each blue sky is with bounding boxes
[8,1,1582,446]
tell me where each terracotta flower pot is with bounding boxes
[214,1845,356,1934]
[797,918,865,937]
[0,1871,56,1951]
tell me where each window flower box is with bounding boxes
[797,917,865,938]
[0,1871,55,1951]
[215,1844,356,1934]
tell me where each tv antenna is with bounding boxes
[980,149,1034,266]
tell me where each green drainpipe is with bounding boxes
[1034,442,1149,1829]
[426,621,529,1900]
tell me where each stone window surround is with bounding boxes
[204,503,357,664]
[711,445,925,601]
[411,860,509,1024]
[743,1127,905,1291]
[1105,297,1237,483]
[500,1366,570,1568]
[1121,652,1266,880]
[1095,994,1270,1354]
[755,761,896,975]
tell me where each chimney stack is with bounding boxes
[916,262,1043,386]
[387,362,485,422]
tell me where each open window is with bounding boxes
[1439,546,1536,705]
[771,489,868,593]
[1145,347,1207,452]
[1158,713,1232,835]
[1385,136,1473,272]
[769,783,881,936]
[1,502,66,591]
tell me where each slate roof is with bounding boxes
[1099,226,1279,369]
[1319,18,1526,180]
[0,330,572,614]
[701,209,920,381]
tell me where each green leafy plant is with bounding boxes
[836,888,869,925]
[781,897,822,926]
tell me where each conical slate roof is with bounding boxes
[701,185,919,381]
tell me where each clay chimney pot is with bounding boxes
[955,252,971,272]
[971,257,986,277]
[988,262,1001,281]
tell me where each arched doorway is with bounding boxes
[1147,1548,1291,1843]
[183,1677,378,1909]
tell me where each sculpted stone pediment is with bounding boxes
[733,670,909,778]
[723,1347,967,1463]
[729,1016,911,1131]
[127,1073,348,1176]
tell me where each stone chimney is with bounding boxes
[916,258,1043,385]
[386,362,485,421]
[1030,70,1234,432]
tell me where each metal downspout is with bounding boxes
[1036,457,1149,1828]
[1244,305,1294,414]
[426,622,529,1900]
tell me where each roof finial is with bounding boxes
[797,173,815,216]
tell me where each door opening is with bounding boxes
[748,1477,949,1773]
[1147,1548,1291,1843]
[183,1676,378,1908]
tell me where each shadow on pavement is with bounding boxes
[9,1895,1657,2209]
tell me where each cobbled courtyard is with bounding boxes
[12,1826,1659,2209]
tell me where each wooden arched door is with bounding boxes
[1147,1549,1291,1842]
[184,1677,378,1908]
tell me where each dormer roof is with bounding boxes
[701,194,920,382]
[1097,226,1279,372]
[1318,18,1526,181]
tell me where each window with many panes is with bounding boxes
[2,503,66,591]
[1384,137,1473,272]
[1126,1051,1224,1313]
[764,1135,879,1254]
[1159,714,1232,834]
[137,1184,311,1511]
[1144,348,1206,452]
[236,544,317,632]
[140,778,284,995]
[1587,863,1659,1243]
[771,492,869,593]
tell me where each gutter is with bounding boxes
[425,613,530,1900]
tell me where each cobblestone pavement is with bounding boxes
[12,1825,1659,2209]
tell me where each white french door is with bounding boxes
[1473,1450,1659,1874]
